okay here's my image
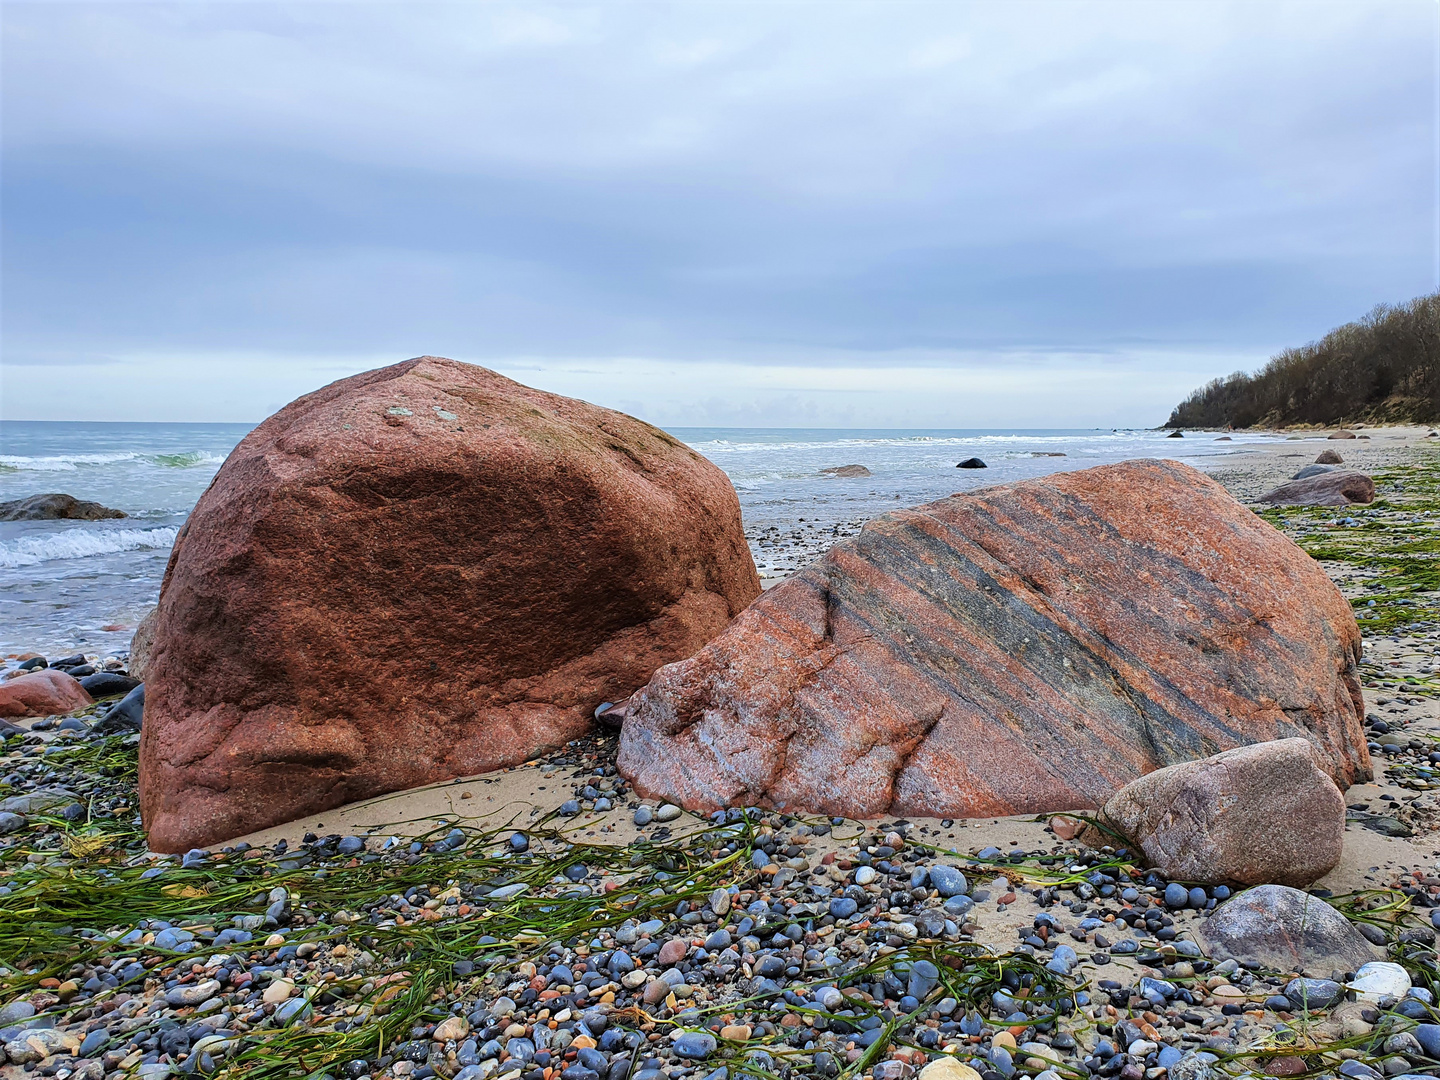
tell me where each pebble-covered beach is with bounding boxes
[5,432,1440,1080]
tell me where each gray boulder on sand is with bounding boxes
[1316,449,1344,464]
[1076,738,1344,887]
[1257,470,1375,507]
[1291,464,1336,481]
[1197,884,1377,975]
[0,493,126,521]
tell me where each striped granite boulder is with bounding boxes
[617,459,1371,819]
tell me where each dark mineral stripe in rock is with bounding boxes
[618,460,1370,820]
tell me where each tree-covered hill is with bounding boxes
[1166,291,1440,428]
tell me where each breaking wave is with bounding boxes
[0,450,226,472]
[0,527,180,569]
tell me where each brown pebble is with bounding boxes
[1264,1057,1307,1077]
[657,939,687,965]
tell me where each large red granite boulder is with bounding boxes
[140,357,760,852]
[618,460,1370,819]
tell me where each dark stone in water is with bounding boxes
[956,458,987,469]
[80,672,141,698]
[0,493,126,521]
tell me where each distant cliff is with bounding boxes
[1166,291,1440,428]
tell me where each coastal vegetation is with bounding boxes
[1166,292,1440,429]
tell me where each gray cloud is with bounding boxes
[2,1,1434,423]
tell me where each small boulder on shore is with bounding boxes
[0,493,125,521]
[618,460,1370,820]
[821,465,871,477]
[1328,430,1358,440]
[1257,470,1375,507]
[0,669,93,719]
[1197,884,1377,975]
[1291,464,1336,481]
[1316,449,1344,464]
[1076,738,1345,887]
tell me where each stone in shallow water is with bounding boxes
[0,493,125,521]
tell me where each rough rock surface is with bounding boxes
[0,493,125,521]
[1197,884,1377,975]
[128,607,157,682]
[1315,449,1344,464]
[1291,464,1336,481]
[821,465,871,477]
[0,669,93,719]
[618,460,1369,820]
[1077,738,1345,887]
[140,357,759,852]
[1257,471,1375,507]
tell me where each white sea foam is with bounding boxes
[0,450,226,472]
[0,527,180,569]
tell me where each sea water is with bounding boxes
[0,421,1280,657]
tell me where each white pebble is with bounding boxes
[1348,961,1411,1002]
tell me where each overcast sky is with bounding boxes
[3,2,1436,427]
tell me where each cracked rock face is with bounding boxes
[1079,738,1346,887]
[617,459,1370,820]
[140,356,759,853]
